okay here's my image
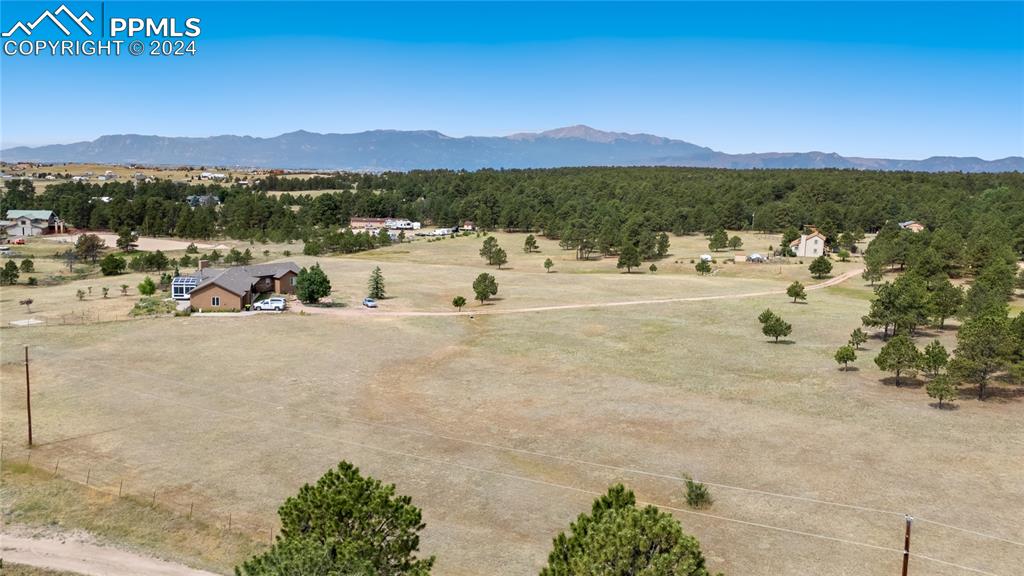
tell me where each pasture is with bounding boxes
[1,231,1021,576]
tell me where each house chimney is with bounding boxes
[198,259,209,279]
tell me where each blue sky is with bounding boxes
[1,1,1022,159]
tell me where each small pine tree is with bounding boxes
[367,266,386,299]
[926,375,958,408]
[617,245,641,273]
[473,273,499,304]
[76,288,86,301]
[452,295,466,311]
[834,345,857,370]
[849,328,868,350]
[695,260,712,275]
[787,281,807,303]
[809,255,833,279]
[758,308,792,343]
[875,334,921,386]
[684,476,713,509]
[137,276,156,296]
[0,260,19,285]
[649,263,658,274]
[544,258,554,273]
[920,340,949,378]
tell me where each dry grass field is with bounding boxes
[1,231,1021,576]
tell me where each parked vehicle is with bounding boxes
[253,297,286,311]
[362,297,378,308]
[13,238,26,245]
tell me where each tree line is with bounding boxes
[5,167,1023,257]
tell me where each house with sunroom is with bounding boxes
[172,261,300,310]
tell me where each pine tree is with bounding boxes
[809,255,833,279]
[875,334,921,386]
[237,461,433,576]
[297,263,332,304]
[834,345,857,370]
[541,484,713,576]
[368,266,386,299]
[787,281,807,303]
[926,375,958,408]
[617,245,641,273]
[849,328,868,350]
[473,273,498,304]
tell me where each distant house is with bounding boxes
[186,194,220,207]
[461,220,476,231]
[790,229,827,258]
[899,220,925,233]
[349,217,389,230]
[348,217,420,230]
[745,253,766,263]
[4,210,66,237]
[177,262,301,310]
[199,172,227,181]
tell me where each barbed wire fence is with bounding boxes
[0,442,279,547]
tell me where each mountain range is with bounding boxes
[2,125,1021,172]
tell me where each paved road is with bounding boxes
[1,532,223,576]
[293,268,864,318]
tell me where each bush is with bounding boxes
[684,476,713,509]
[130,296,177,317]
[138,276,157,296]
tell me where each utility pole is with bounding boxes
[24,345,33,447]
[901,515,913,576]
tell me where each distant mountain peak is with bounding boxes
[509,125,667,144]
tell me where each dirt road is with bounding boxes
[292,268,864,318]
[40,233,230,253]
[1,531,223,576]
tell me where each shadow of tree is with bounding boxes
[880,375,925,389]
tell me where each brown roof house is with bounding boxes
[177,262,300,311]
[899,220,925,233]
[789,229,827,258]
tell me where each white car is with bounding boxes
[253,297,286,311]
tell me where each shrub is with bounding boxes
[138,276,157,296]
[130,296,177,317]
[684,476,713,509]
